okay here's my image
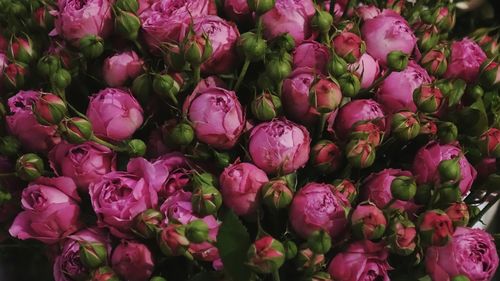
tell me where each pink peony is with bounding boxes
[160,190,197,224]
[112,240,155,281]
[152,152,191,198]
[220,162,269,216]
[444,38,487,82]
[289,182,350,239]
[103,51,144,87]
[292,41,330,74]
[249,119,311,174]
[334,99,386,139]
[348,53,380,89]
[86,88,144,141]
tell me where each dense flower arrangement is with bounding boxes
[0,0,499,280]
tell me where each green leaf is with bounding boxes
[459,99,489,136]
[216,211,253,281]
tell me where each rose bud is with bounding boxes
[247,236,286,274]
[115,9,141,40]
[158,224,190,256]
[55,0,113,45]
[112,241,154,281]
[413,83,444,113]
[293,40,330,74]
[444,38,487,82]
[329,241,391,281]
[386,215,417,256]
[446,202,469,228]
[91,266,119,281]
[237,32,267,62]
[311,9,334,34]
[131,73,153,104]
[61,117,93,144]
[309,79,342,113]
[438,158,461,182]
[115,0,139,12]
[31,93,67,126]
[247,0,275,14]
[192,183,222,216]
[309,140,342,174]
[224,0,251,22]
[4,62,28,90]
[437,122,458,144]
[220,162,268,216]
[361,13,416,65]
[80,241,108,268]
[50,68,72,90]
[294,247,325,272]
[126,139,147,157]
[351,202,387,240]
[419,209,454,247]
[307,230,332,254]
[345,139,376,169]
[251,92,282,121]
[390,175,417,201]
[37,55,62,78]
[350,121,383,147]
[249,119,311,174]
[332,179,357,203]
[8,36,37,64]
[261,0,316,45]
[34,6,55,30]
[334,99,386,140]
[290,182,350,239]
[132,209,164,239]
[386,50,410,71]
[413,142,477,195]
[421,48,449,77]
[183,87,245,149]
[103,51,143,87]
[416,25,439,52]
[419,115,438,135]
[185,219,209,243]
[348,53,380,89]
[337,72,361,98]
[332,32,365,63]
[166,122,195,147]
[479,128,500,158]
[438,182,462,205]
[87,88,143,141]
[426,227,499,281]
[283,240,298,260]
[266,56,292,82]
[328,53,348,78]
[391,111,421,141]
[15,153,44,181]
[262,179,294,210]
[0,136,20,157]
[79,35,104,59]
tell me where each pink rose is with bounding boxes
[53,228,111,281]
[224,0,251,23]
[332,32,365,62]
[48,141,116,191]
[362,169,420,214]
[356,5,381,20]
[289,182,350,239]
[86,88,144,141]
[334,99,386,139]
[112,240,154,281]
[139,0,216,50]
[261,0,316,45]
[444,38,487,82]
[6,90,61,153]
[102,51,144,87]
[328,241,392,281]
[376,61,431,113]
[412,141,477,194]
[152,152,191,198]
[54,0,113,45]
[160,190,197,224]
[183,87,245,149]
[361,11,417,65]
[9,177,81,244]
[426,227,499,281]
[292,41,330,74]
[220,162,269,216]
[249,119,311,174]
[348,53,380,89]
[89,158,159,238]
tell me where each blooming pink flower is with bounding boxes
[293,41,330,74]
[112,240,154,281]
[444,38,487,82]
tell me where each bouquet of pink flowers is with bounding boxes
[0,0,499,280]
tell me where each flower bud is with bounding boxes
[79,242,108,269]
[387,216,416,256]
[127,139,146,157]
[213,150,231,169]
[165,122,194,146]
[413,84,443,113]
[438,158,461,182]
[133,209,164,239]
[421,49,448,77]
[251,92,282,121]
[79,35,104,59]
[438,182,462,204]
[0,136,20,157]
[307,230,331,254]
[185,219,209,243]
[310,140,342,173]
[115,0,139,12]
[150,277,167,281]
[8,36,37,64]
[4,62,27,90]
[351,202,387,240]
[479,128,500,158]
[237,32,267,62]
[164,44,186,71]
[34,93,67,125]
[247,0,275,14]
[50,68,72,90]
[37,55,61,78]
[387,50,409,72]
[390,176,417,201]
[153,74,179,105]
[15,153,44,181]
[331,32,366,63]
[349,121,383,147]
[132,74,153,104]
[261,179,293,210]
[480,61,500,89]
[309,79,342,113]
[61,117,93,144]
[158,224,190,256]
[294,247,324,272]
[420,9,438,25]
[391,111,420,141]
[437,122,458,144]
[265,57,292,82]
[284,240,297,260]
[419,117,438,136]
[273,34,296,52]
[90,266,120,281]
[346,139,376,168]
[419,209,454,247]
[414,183,432,205]
[445,202,469,227]
[436,6,456,31]
[184,34,212,66]
[247,236,285,274]
[115,10,141,41]
[328,53,348,78]
[451,275,471,281]
[332,179,357,203]
[192,185,222,216]
[311,10,333,34]
[337,73,361,98]
[466,84,484,100]
[416,25,439,52]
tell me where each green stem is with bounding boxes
[91,136,127,152]
[359,70,393,96]
[272,270,281,281]
[66,102,88,119]
[277,80,284,97]
[256,17,263,37]
[234,58,251,92]
[468,193,500,226]
[316,113,328,140]
[193,65,201,84]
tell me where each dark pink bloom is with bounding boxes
[444,38,487,82]
[111,240,154,281]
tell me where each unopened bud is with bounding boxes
[437,122,458,144]
[251,92,282,121]
[237,32,267,62]
[133,209,164,239]
[307,230,331,254]
[79,35,104,59]
[247,236,285,274]
[61,117,93,144]
[185,219,209,243]
[115,10,141,41]
[79,242,108,269]
[390,176,417,201]
[387,50,409,71]
[16,153,44,181]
